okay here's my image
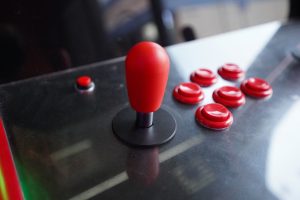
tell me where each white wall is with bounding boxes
[174,0,289,40]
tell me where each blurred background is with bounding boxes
[0,0,295,83]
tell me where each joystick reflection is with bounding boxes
[126,147,159,186]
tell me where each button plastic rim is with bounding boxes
[245,77,271,91]
[195,103,233,130]
[217,86,243,100]
[213,86,246,108]
[177,82,202,97]
[195,68,215,79]
[173,83,204,104]
[201,103,230,122]
[190,68,217,87]
[218,63,245,81]
[240,78,273,98]
[75,82,95,93]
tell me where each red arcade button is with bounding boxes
[213,86,245,108]
[76,76,95,92]
[173,82,204,104]
[240,77,272,98]
[195,103,233,130]
[190,68,217,87]
[218,63,245,81]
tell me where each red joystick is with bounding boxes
[112,42,176,146]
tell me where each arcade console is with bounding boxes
[1,21,300,200]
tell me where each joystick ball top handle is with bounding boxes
[125,41,170,113]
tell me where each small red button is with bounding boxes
[173,82,204,104]
[202,103,229,122]
[195,103,233,130]
[218,63,245,81]
[190,68,217,87]
[240,77,272,98]
[213,86,245,108]
[246,78,270,91]
[76,76,92,88]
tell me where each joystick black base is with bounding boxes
[112,107,176,146]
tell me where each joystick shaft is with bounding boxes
[136,112,153,128]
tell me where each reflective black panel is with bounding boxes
[1,21,300,200]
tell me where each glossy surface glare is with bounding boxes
[222,63,242,72]
[195,69,215,79]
